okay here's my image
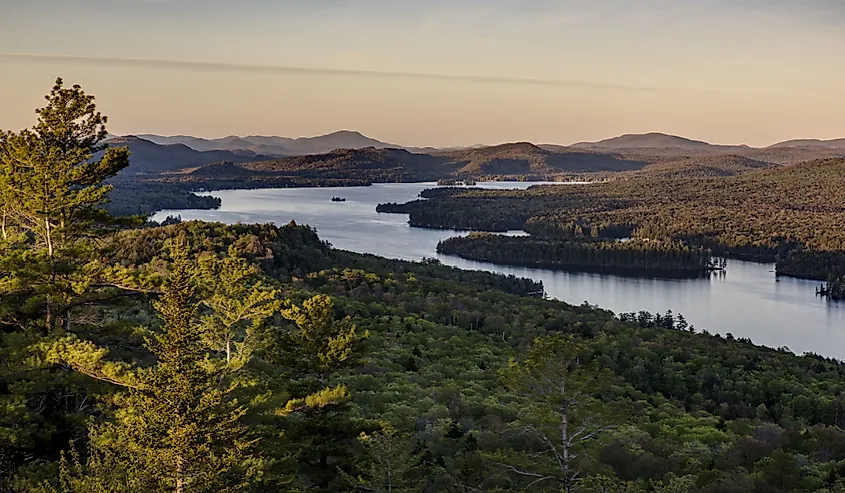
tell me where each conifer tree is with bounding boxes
[339,423,421,493]
[0,79,133,486]
[496,335,615,493]
[0,78,131,332]
[45,249,260,492]
[194,247,281,367]
[281,294,363,376]
[268,295,367,491]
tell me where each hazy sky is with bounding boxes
[1,0,843,147]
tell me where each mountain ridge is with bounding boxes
[105,135,271,176]
[136,130,403,156]
[131,130,845,156]
[571,132,750,151]
[768,138,845,149]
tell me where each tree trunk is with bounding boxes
[226,338,232,364]
[45,303,53,334]
[1,208,7,240]
[45,217,54,258]
[562,409,570,493]
[387,453,393,492]
[176,455,185,493]
[45,217,55,333]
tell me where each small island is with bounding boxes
[331,196,347,202]
[817,276,845,301]
[436,178,477,186]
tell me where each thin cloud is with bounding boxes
[0,52,713,94]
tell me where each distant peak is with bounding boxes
[325,130,366,137]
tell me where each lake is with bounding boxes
[154,182,845,359]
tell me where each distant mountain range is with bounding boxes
[106,131,845,185]
[136,130,406,156]
[127,130,845,159]
[573,133,845,151]
[106,136,273,176]
[250,142,647,176]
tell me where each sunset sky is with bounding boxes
[1,0,843,147]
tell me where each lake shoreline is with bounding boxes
[153,183,845,359]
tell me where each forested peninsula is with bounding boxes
[378,163,845,289]
[437,233,720,278]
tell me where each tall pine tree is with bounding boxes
[45,248,260,492]
[0,77,131,332]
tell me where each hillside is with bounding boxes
[381,157,845,268]
[244,147,452,178]
[572,132,730,150]
[626,154,775,178]
[439,142,647,175]
[107,136,268,176]
[207,143,648,181]
[736,146,845,165]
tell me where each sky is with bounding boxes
[1,0,843,147]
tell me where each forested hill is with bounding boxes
[106,136,270,176]
[769,138,845,149]
[125,143,648,193]
[623,155,776,178]
[436,142,647,175]
[99,130,845,218]
[572,132,735,151]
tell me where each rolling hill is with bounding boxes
[439,142,647,175]
[768,138,845,149]
[573,132,718,149]
[626,155,775,178]
[571,132,752,157]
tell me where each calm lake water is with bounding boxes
[154,182,845,359]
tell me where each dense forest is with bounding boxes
[9,80,845,493]
[437,233,719,277]
[378,161,845,282]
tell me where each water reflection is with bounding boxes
[154,182,845,359]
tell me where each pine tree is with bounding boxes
[266,295,368,491]
[495,335,615,493]
[0,78,131,332]
[194,247,281,368]
[339,423,421,493]
[0,79,134,486]
[44,249,260,492]
[281,294,363,376]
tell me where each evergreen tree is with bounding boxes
[496,335,615,493]
[281,294,363,376]
[339,423,421,493]
[269,295,368,491]
[44,249,259,492]
[0,78,131,332]
[194,247,281,368]
[0,79,134,486]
